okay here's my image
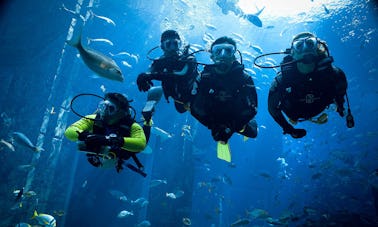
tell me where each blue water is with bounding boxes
[1,0,377,226]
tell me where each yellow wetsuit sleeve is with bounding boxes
[121,122,147,152]
[64,114,96,141]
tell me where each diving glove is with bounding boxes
[137,73,154,92]
[284,126,306,139]
[78,132,123,147]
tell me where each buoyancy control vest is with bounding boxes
[277,56,339,120]
[151,55,198,103]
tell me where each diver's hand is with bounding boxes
[107,134,124,147]
[284,127,306,139]
[212,126,233,143]
[78,131,91,141]
[83,134,109,147]
[137,73,153,92]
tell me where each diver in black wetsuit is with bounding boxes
[137,30,199,114]
[268,32,353,139]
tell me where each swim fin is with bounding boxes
[217,142,231,162]
[142,86,163,122]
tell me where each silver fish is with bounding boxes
[67,30,124,82]
[12,132,44,152]
[90,11,116,26]
[245,6,265,27]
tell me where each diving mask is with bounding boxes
[211,44,236,63]
[98,100,119,118]
[162,38,181,52]
[292,36,318,54]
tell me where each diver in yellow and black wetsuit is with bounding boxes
[65,92,156,176]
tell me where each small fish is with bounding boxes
[149,179,167,188]
[0,139,15,151]
[231,218,251,226]
[205,23,217,31]
[245,6,265,27]
[12,132,44,152]
[90,11,116,26]
[151,126,173,141]
[81,180,88,188]
[131,197,148,206]
[182,217,191,226]
[24,190,37,197]
[15,223,31,227]
[49,106,56,115]
[17,164,34,171]
[53,210,65,217]
[87,38,114,46]
[108,189,127,201]
[250,44,263,54]
[117,210,134,218]
[136,220,151,227]
[67,29,124,82]
[322,4,330,14]
[32,210,56,227]
[166,192,176,199]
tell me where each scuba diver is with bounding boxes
[190,36,258,151]
[64,90,162,176]
[267,32,354,138]
[136,30,199,113]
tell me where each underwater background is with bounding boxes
[0,0,378,226]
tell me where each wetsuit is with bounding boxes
[268,56,347,133]
[190,61,257,140]
[64,114,146,169]
[141,52,198,113]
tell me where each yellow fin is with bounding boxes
[217,142,231,162]
[243,136,249,142]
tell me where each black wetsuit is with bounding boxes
[268,56,347,133]
[190,61,257,134]
[148,53,198,113]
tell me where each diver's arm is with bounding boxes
[268,80,294,133]
[333,67,347,115]
[64,114,96,141]
[121,123,147,152]
[245,74,258,113]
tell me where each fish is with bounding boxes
[32,210,56,227]
[149,179,167,188]
[90,10,116,26]
[205,23,217,31]
[151,126,173,141]
[250,44,263,54]
[87,38,114,46]
[166,192,176,199]
[166,190,184,199]
[24,190,37,197]
[15,223,31,227]
[17,164,34,171]
[322,4,330,14]
[231,218,251,226]
[131,197,148,207]
[182,217,191,226]
[0,138,15,151]
[117,210,134,218]
[108,189,127,201]
[12,132,44,152]
[67,29,124,82]
[136,220,151,227]
[245,6,265,27]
